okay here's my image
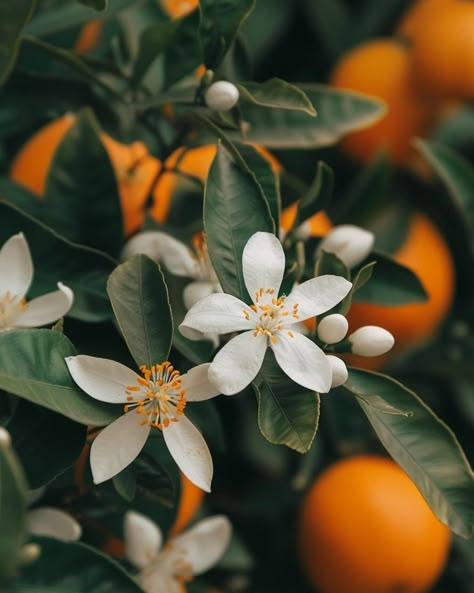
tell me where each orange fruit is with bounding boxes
[330,39,435,164]
[151,143,281,223]
[298,455,451,593]
[169,472,206,536]
[396,0,453,38]
[346,211,455,369]
[411,1,474,99]
[161,0,198,18]
[74,20,103,54]
[280,201,332,237]
[10,114,160,236]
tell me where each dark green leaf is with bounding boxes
[112,465,136,501]
[238,79,316,116]
[338,261,376,316]
[0,330,119,426]
[78,0,107,9]
[204,143,274,300]
[294,161,334,228]
[0,435,28,584]
[237,84,386,148]
[45,109,123,256]
[353,252,428,306]
[254,352,320,453]
[164,9,202,87]
[301,0,351,59]
[0,0,36,85]
[107,255,173,369]
[315,251,350,280]
[344,369,474,538]
[199,0,255,69]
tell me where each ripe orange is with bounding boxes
[169,472,206,536]
[298,455,451,593]
[330,39,435,164]
[10,114,161,237]
[161,0,198,18]
[345,211,455,370]
[74,20,103,54]
[411,1,474,99]
[151,143,281,223]
[396,0,453,38]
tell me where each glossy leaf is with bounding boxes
[254,352,320,453]
[199,0,255,69]
[204,143,274,300]
[0,435,28,584]
[0,330,119,426]
[338,261,376,315]
[0,198,114,322]
[343,369,474,538]
[238,79,316,116]
[107,255,173,369]
[164,9,202,87]
[45,109,123,256]
[294,161,334,228]
[237,84,386,148]
[0,0,36,85]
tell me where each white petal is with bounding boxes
[326,355,348,388]
[284,276,352,321]
[124,511,163,569]
[138,569,180,593]
[183,281,215,310]
[26,507,82,541]
[181,363,221,401]
[171,515,232,575]
[242,232,285,302]
[271,331,331,393]
[90,411,151,484]
[208,331,267,395]
[0,233,33,300]
[122,231,200,279]
[65,355,138,404]
[15,283,73,328]
[179,293,254,339]
[317,225,375,268]
[163,414,213,493]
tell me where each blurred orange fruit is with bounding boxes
[411,1,474,99]
[396,0,453,38]
[330,38,435,164]
[169,472,206,536]
[280,201,332,237]
[161,0,198,18]
[298,455,451,593]
[346,211,455,369]
[10,114,161,237]
[74,20,103,54]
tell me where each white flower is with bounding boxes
[349,325,395,357]
[326,355,348,388]
[124,511,231,593]
[180,232,352,395]
[317,225,375,268]
[204,81,240,111]
[65,356,221,491]
[317,313,348,344]
[26,507,82,542]
[0,233,73,331]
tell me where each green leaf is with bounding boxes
[164,9,202,87]
[338,261,376,316]
[0,330,119,426]
[237,79,316,116]
[199,0,255,69]
[107,255,173,369]
[0,0,36,85]
[0,435,28,585]
[15,537,144,593]
[353,252,428,306]
[204,143,274,300]
[254,352,320,453]
[315,251,349,280]
[237,84,386,148]
[45,109,123,256]
[343,369,474,538]
[294,161,334,229]
[0,199,114,322]
[78,0,107,9]
[8,400,86,489]
[301,0,351,59]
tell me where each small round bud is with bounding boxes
[317,314,349,344]
[318,225,375,268]
[19,543,41,566]
[349,325,395,357]
[0,427,11,446]
[326,355,348,388]
[205,81,240,111]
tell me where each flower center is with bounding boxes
[124,361,186,430]
[0,291,27,331]
[244,288,299,343]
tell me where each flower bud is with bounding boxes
[19,543,41,566]
[317,313,349,344]
[317,225,374,268]
[205,81,240,111]
[348,325,395,357]
[0,426,11,446]
[326,355,348,388]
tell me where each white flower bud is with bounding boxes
[19,543,41,566]
[317,225,375,268]
[349,325,395,357]
[326,355,348,388]
[205,81,240,111]
[0,426,11,446]
[317,313,349,344]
